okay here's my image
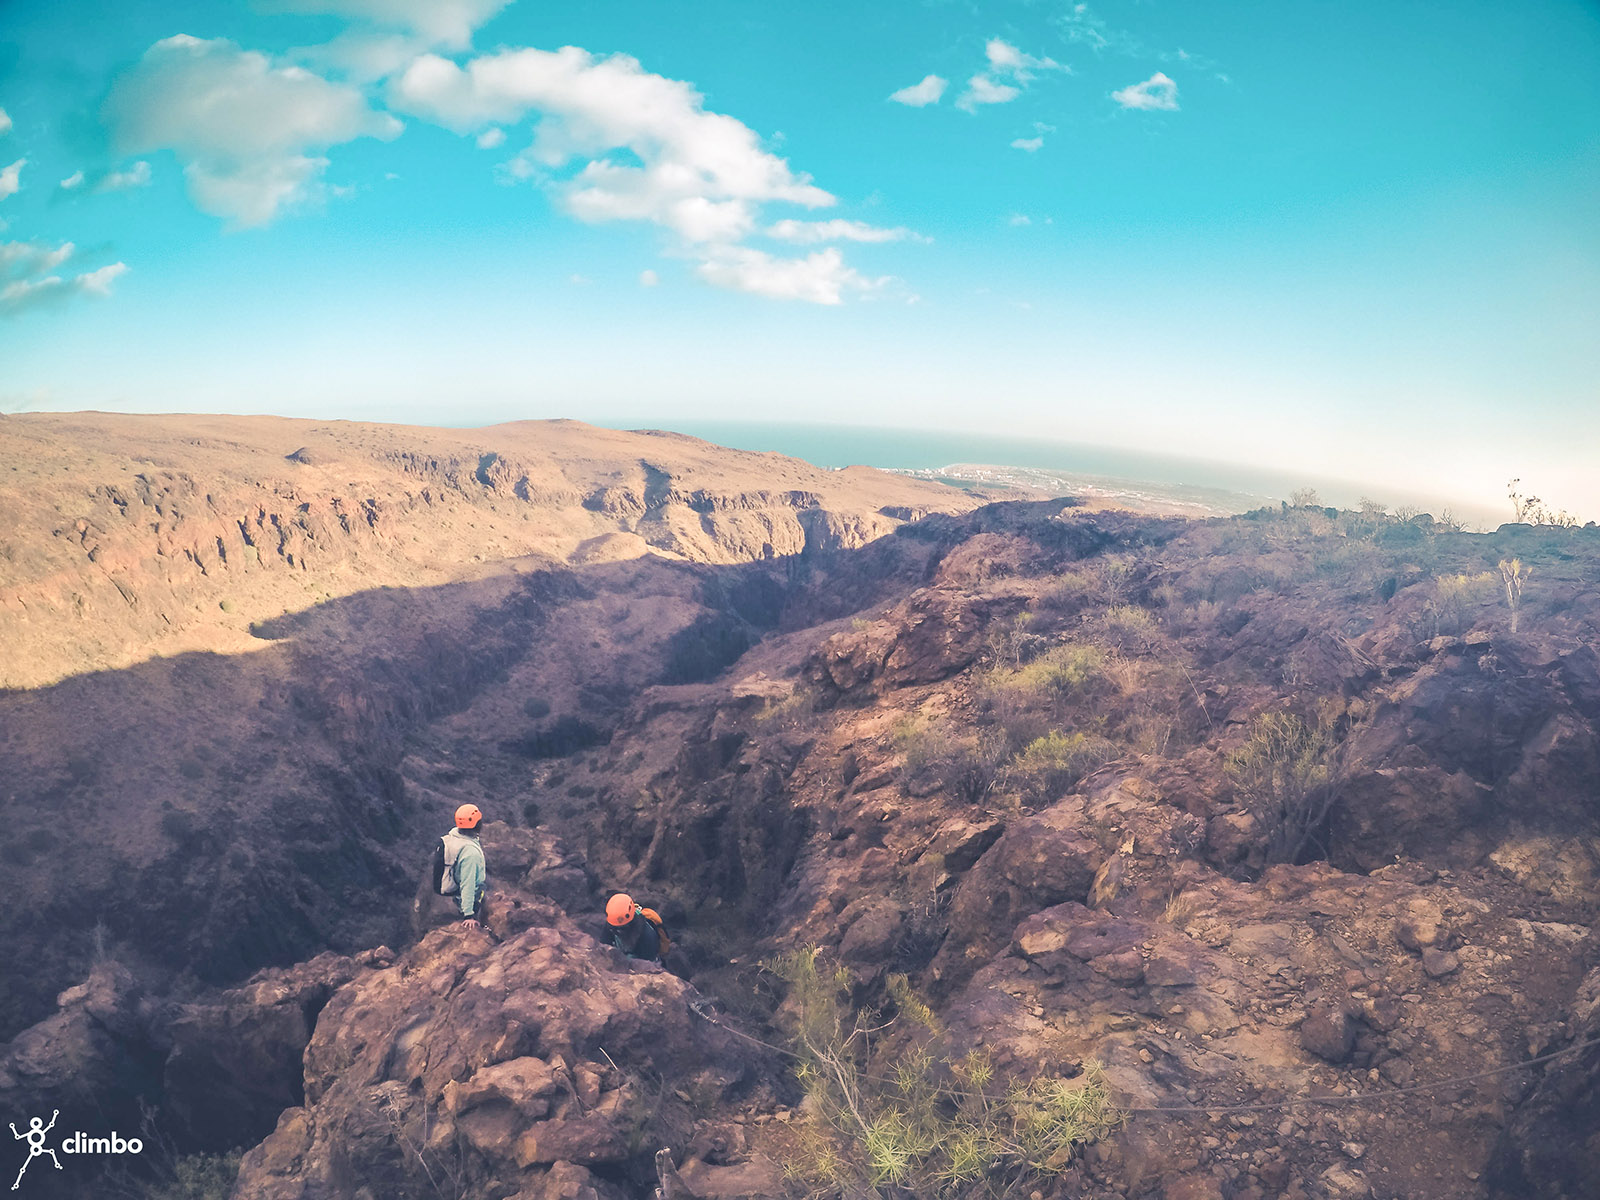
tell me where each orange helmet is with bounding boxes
[455,803,483,829]
[606,893,636,926]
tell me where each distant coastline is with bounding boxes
[639,420,1504,526]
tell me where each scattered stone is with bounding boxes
[1300,1005,1356,1064]
[1421,947,1460,977]
[1320,1164,1373,1198]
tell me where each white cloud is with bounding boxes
[105,35,402,227]
[639,268,658,286]
[99,160,153,191]
[766,218,923,244]
[984,38,1062,80]
[476,126,505,149]
[1112,71,1179,111]
[57,162,154,195]
[957,38,1066,112]
[696,246,882,306]
[391,46,831,245]
[956,75,1020,111]
[390,43,923,303]
[184,155,329,227]
[74,262,128,296]
[0,159,25,201]
[0,241,75,275]
[1010,137,1043,152]
[1059,3,1121,53]
[1,239,128,317]
[1007,213,1031,226]
[0,108,11,137]
[888,75,947,107]
[261,0,511,50]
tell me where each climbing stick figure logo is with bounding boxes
[9,1111,61,1190]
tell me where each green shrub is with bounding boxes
[1010,730,1119,800]
[1002,643,1107,700]
[767,949,1118,1199]
[121,1152,241,1200]
[1225,710,1339,864]
[896,720,1008,803]
[1035,569,1097,613]
[752,690,813,728]
[1424,571,1495,636]
[1101,604,1156,649]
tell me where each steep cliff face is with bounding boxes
[0,414,974,690]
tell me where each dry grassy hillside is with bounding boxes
[0,412,973,689]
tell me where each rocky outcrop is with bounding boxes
[232,905,753,1200]
[1488,966,1600,1199]
[0,962,158,1129]
[163,951,378,1151]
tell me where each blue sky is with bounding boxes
[2,1,1597,516]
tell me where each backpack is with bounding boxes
[638,907,673,959]
[428,838,448,896]
[431,833,470,896]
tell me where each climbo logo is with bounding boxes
[9,1111,144,1190]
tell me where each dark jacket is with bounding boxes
[608,913,662,962]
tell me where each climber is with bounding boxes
[412,804,490,936]
[606,892,671,963]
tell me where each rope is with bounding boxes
[687,1000,1600,1118]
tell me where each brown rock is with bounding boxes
[678,1155,785,1199]
[1299,1005,1356,1063]
[1396,899,1445,951]
[232,909,748,1199]
[1163,1174,1224,1200]
[163,951,366,1151]
[939,803,1103,974]
[925,817,1005,873]
[1091,948,1146,985]
[839,901,904,965]
[1421,947,1460,977]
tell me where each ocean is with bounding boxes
[626,421,1393,520]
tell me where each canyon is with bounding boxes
[0,414,1596,1200]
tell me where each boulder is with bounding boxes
[1396,899,1445,951]
[1299,1004,1355,1064]
[0,962,160,1141]
[1420,947,1460,978]
[232,901,751,1200]
[939,801,1103,975]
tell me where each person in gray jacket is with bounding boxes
[413,803,489,937]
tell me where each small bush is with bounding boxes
[1002,643,1107,700]
[752,690,813,728]
[896,719,1007,803]
[1035,569,1098,613]
[1225,710,1339,864]
[1101,604,1157,650]
[522,696,552,721]
[1424,571,1495,637]
[116,1152,241,1200]
[768,949,1118,1199]
[1498,558,1532,634]
[1009,730,1119,800]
